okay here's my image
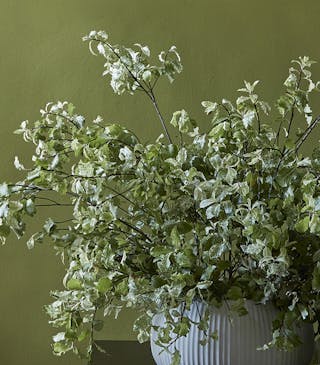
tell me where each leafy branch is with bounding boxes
[83,31,183,144]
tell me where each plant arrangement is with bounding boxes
[1,29,320,364]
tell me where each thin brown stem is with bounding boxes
[295,115,320,153]
[149,90,173,144]
[90,38,173,144]
[35,203,73,207]
[118,217,152,243]
[254,104,261,133]
[45,112,79,128]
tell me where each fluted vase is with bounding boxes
[150,301,314,365]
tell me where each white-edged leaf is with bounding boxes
[242,110,255,128]
[201,101,218,115]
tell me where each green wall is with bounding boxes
[1,1,320,364]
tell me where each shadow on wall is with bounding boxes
[93,341,155,365]
[92,341,320,365]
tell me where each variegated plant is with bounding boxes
[1,30,320,364]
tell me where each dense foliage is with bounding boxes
[1,30,320,364]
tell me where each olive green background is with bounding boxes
[1,1,320,364]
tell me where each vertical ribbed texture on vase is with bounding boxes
[150,300,314,365]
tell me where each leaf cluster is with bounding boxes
[1,31,320,363]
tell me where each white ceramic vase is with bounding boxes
[150,301,314,365]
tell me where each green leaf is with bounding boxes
[170,226,180,247]
[230,299,248,316]
[151,276,166,288]
[309,214,320,234]
[200,198,215,209]
[242,110,255,128]
[206,204,221,219]
[26,235,35,249]
[173,318,190,336]
[115,280,129,295]
[312,263,320,290]
[66,278,82,290]
[77,161,94,177]
[298,304,308,320]
[53,341,73,354]
[201,101,218,115]
[97,277,112,294]
[0,183,9,197]
[14,156,25,170]
[171,350,181,365]
[150,246,172,257]
[197,281,212,289]
[177,222,192,234]
[0,202,9,218]
[43,218,56,234]
[27,168,41,181]
[142,70,152,83]
[53,332,65,343]
[26,232,44,249]
[78,329,90,342]
[227,286,242,300]
[93,320,104,331]
[295,216,310,233]
[170,110,196,133]
[67,103,75,115]
[313,249,320,262]
[25,199,36,216]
